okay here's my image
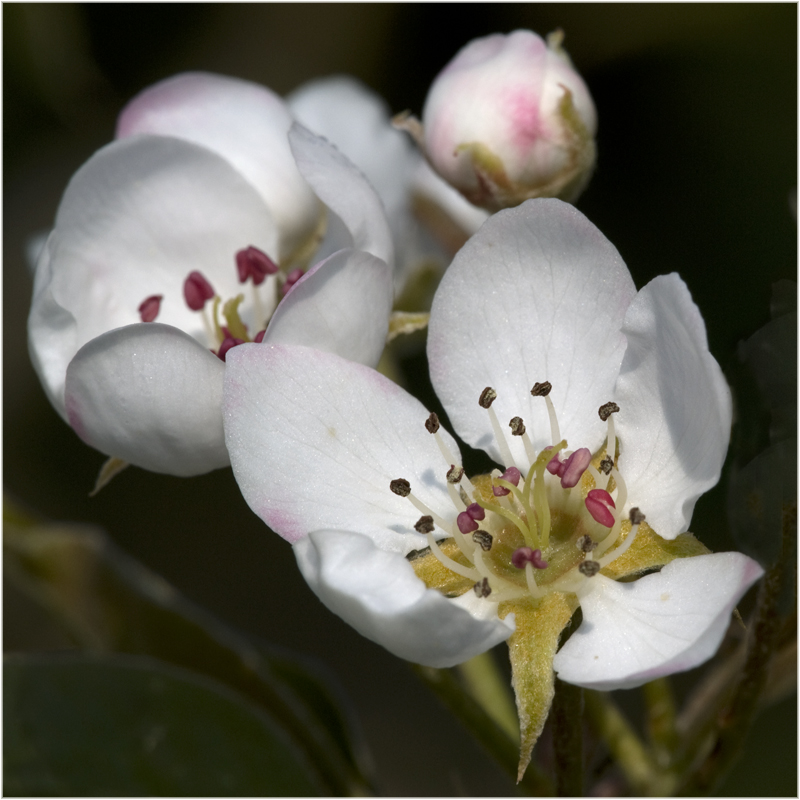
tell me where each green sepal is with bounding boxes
[501,591,578,781]
[601,522,711,581]
[408,538,475,597]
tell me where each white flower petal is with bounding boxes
[28,232,77,420]
[28,135,279,414]
[224,343,460,552]
[553,553,764,691]
[287,75,416,226]
[289,123,394,269]
[287,76,420,290]
[116,72,319,259]
[264,248,392,368]
[614,274,733,538]
[64,323,228,476]
[295,530,515,668]
[428,198,636,468]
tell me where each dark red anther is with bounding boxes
[493,466,521,496]
[457,511,479,534]
[560,448,592,489]
[184,271,215,311]
[215,336,245,362]
[466,502,485,521]
[545,447,563,476]
[281,267,304,297]
[512,547,549,570]
[585,489,616,528]
[138,294,163,323]
[253,330,267,343]
[236,246,279,286]
[545,447,591,489]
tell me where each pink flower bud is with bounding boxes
[421,29,597,211]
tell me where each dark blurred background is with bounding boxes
[4,4,796,795]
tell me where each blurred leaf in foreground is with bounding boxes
[4,652,321,796]
[4,503,373,796]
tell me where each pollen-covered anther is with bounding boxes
[472,530,493,551]
[493,466,521,496]
[447,464,465,484]
[512,547,549,570]
[579,560,601,577]
[425,412,440,434]
[390,478,411,497]
[479,386,497,408]
[585,488,616,527]
[629,507,646,525]
[530,381,552,397]
[598,401,620,421]
[509,416,526,436]
[599,456,614,475]
[577,534,597,553]
[473,577,492,598]
[183,270,215,311]
[138,294,163,323]
[414,515,435,534]
[236,245,279,285]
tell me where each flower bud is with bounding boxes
[421,30,597,211]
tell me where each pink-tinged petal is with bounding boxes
[553,553,764,691]
[223,344,461,552]
[64,323,228,476]
[289,123,394,268]
[264,248,392,368]
[614,274,733,539]
[28,135,279,419]
[294,530,515,668]
[117,72,319,260]
[428,198,636,469]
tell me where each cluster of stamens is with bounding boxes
[137,245,302,361]
[390,383,646,605]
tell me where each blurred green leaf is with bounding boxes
[728,280,796,605]
[3,508,373,796]
[4,652,321,796]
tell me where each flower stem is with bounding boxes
[642,678,679,766]
[457,651,519,742]
[676,516,790,796]
[410,662,554,795]
[551,679,583,796]
[584,691,673,796]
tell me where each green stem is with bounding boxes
[677,548,786,795]
[552,679,583,796]
[411,663,554,796]
[584,691,673,796]
[457,651,519,742]
[642,678,679,766]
